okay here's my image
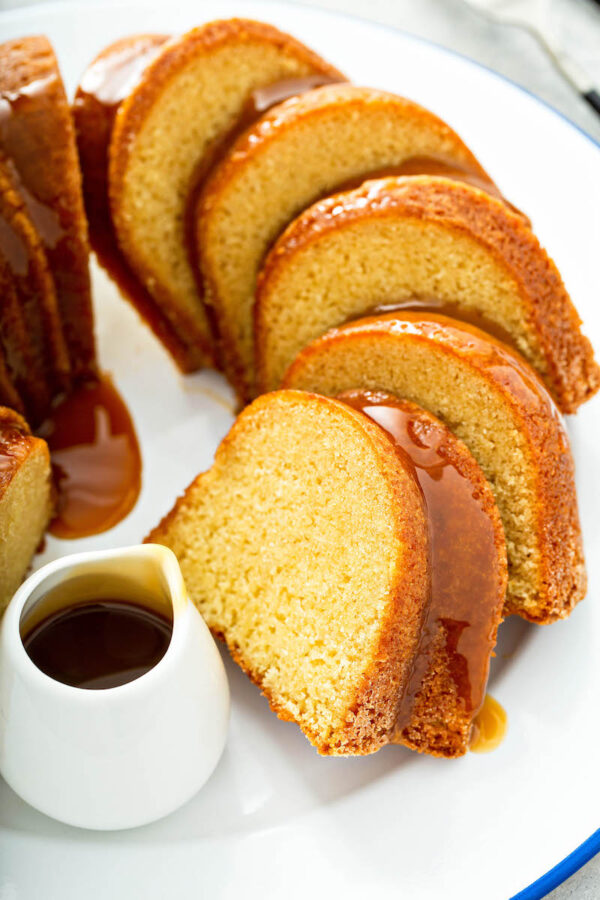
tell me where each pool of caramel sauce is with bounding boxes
[340,389,505,749]
[37,374,141,539]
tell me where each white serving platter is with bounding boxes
[0,2,599,897]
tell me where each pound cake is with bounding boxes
[106,20,343,370]
[196,83,511,401]
[147,389,506,757]
[0,36,96,382]
[256,176,599,412]
[0,407,53,613]
[283,312,585,623]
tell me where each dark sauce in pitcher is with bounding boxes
[22,599,172,689]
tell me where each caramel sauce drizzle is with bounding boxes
[360,297,524,358]
[37,374,141,539]
[331,155,527,223]
[340,389,504,748]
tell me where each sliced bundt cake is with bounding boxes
[283,312,585,624]
[196,83,509,401]
[106,20,343,370]
[256,176,599,412]
[0,407,53,612]
[147,389,506,757]
[0,36,96,382]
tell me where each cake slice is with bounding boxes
[283,312,586,623]
[0,157,70,414]
[73,34,195,369]
[0,36,96,382]
[196,83,510,401]
[107,20,343,370]
[256,176,599,412]
[0,407,53,613]
[147,389,506,757]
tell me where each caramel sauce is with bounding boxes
[361,297,524,357]
[37,374,141,539]
[469,694,507,752]
[0,69,96,379]
[339,389,503,743]
[334,156,492,203]
[329,156,528,223]
[22,599,171,689]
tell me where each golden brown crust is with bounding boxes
[108,20,343,368]
[0,404,34,496]
[0,404,53,612]
[196,84,496,401]
[257,176,598,411]
[283,312,585,623]
[0,35,96,382]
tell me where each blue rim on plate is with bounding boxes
[0,1,598,895]
[510,829,600,898]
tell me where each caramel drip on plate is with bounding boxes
[470,694,507,752]
[37,374,141,539]
[340,389,503,745]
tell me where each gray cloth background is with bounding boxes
[0,0,598,896]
